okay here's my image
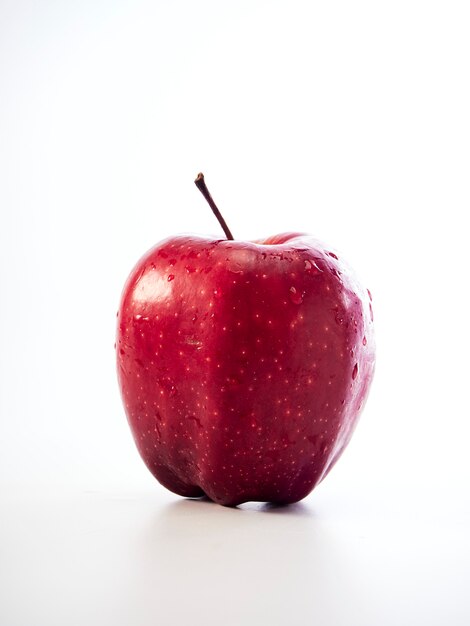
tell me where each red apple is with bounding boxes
[116,175,375,506]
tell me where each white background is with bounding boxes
[1,1,469,625]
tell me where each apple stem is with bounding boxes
[194,173,234,240]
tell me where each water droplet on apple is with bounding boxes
[369,302,374,322]
[167,274,175,282]
[213,288,222,299]
[362,336,367,346]
[367,289,373,301]
[327,251,338,260]
[228,261,244,274]
[304,259,323,275]
[321,441,330,456]
[188,415,203,428]
[334,312,344,325]
[289,286,304,304]
[185,266,195,274]
[134,314,142,321]
[352,363,358,380]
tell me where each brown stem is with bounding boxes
[194,173,234,240]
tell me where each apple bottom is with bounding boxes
[135,437,343,507]
[149,462,206,499]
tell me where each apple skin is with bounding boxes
[116,233,375,506]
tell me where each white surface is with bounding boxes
[1,1,470,624]
[1,484,469,626]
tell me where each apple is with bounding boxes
[116,174,375,506]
